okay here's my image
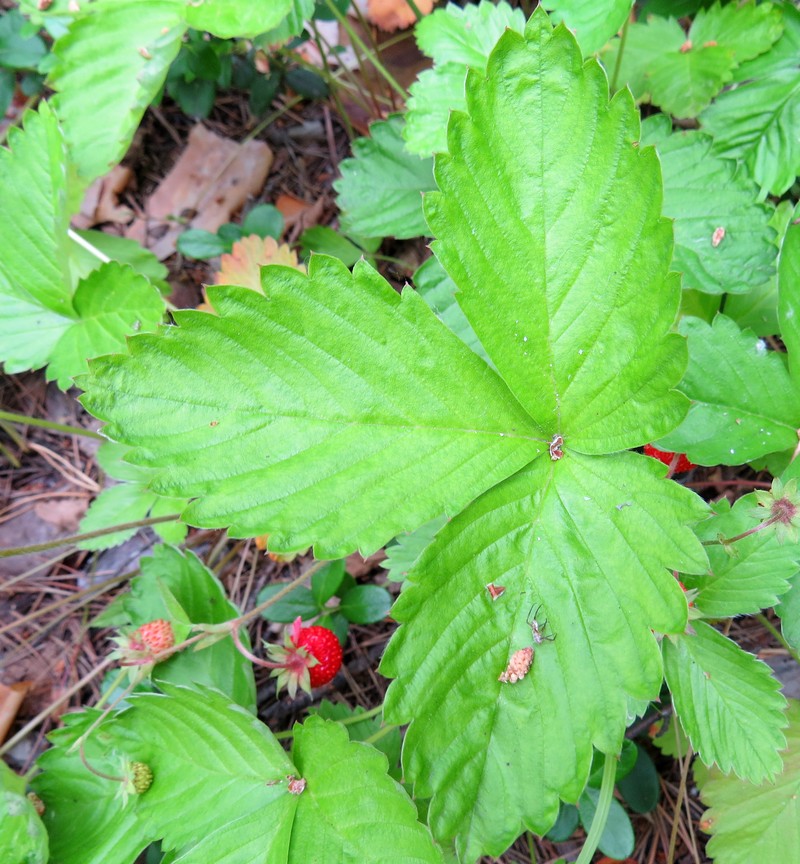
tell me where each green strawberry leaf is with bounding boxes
[47,262,165,389]
[617,743,660,814]
[697,698,800,864]
[181,0,294,38]
[70,230,170,294]
[640,128,776,296]
[405,0,526,156]
[578,786,634,859]
[776,572,800,651]
[731,2,800,81]
[334,115,435,240]
[0,761,48,864]
[658,315,800,466]
[689,495,800,618]
[542,0,632,55]
[80,256,545,558]
[32,711,147,864]
[690,0,784,63]
[383,451,707,859]
[779,202,800,379]
[311,558,346,605]
[425,16,688,454]
[118,545,257,711]
[0,102,75,375]
[49,1,185,184]
[663,620,787,782]
[78,442,187,550]
[414,256,489,363]
[0,8,47,70]
[382,515,448,583]
[701,67,800,197]
[338,584,392,624]
[725,199,794,337]
[257,583,321,622]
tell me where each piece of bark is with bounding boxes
[72,164,134,229]
[126,124,273,260]
[0,682,30,745]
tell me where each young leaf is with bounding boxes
[334,115,435,239]
[658,315,800,465]
[383,451,707,859]
[49,1,185,184]
[80,256,545,558]
[405,1,526,156]
[663,621,787,782]
[641,129,776,296]
[338,583,392,624]
[542,0,632,56]
[697,698,800,864]
[0,102,74,374]
[46,262,165,390]
[690,495,800,618]
[701,67,800,196]
[119,545,257,711]
[424,16,688,454]
[181,0,294,39]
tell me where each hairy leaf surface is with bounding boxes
[690,496,800,618]
[658,315,800,465]
[426,16,687,453]
[664,621,786,783]
[383,451,707,859]
[698,699,800,864]
[0,103,74,374]
[49,1,184,184]
[81,257,544,557]
[335,116,435,239]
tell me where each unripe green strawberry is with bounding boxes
[130,761,153,795]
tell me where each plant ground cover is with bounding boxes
[3,2,800,863]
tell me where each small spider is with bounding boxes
[527,604,556,645]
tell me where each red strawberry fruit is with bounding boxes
[643,444,696,473]
[267,617,343,697]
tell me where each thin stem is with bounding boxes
[274,704,384,740]
[0,513,181,558]
[701,516,777,547]
[0,657,115,758]
[575,753,616,864]
[324,0,408,100]
[525,831,538,864]
[362,723,398,746]
[667,736,694,864]
[67,228,112,264]
[0,409,105,440]
[609,15,630,93]
[756,612,800,665]
[404,0,424,21]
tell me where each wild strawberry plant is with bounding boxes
[3,1,800,863]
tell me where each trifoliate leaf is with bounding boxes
[80,256,545,558]
[542,0,632,56]
[405,0,525,156]
[689,495,800,618]
[425,16,688,454]
[779,202,800,380]
[658,315,800,465]
[697,698,800,864]
[0,102,74,374]
[382,514,448,583]
[0,761,48,864]
[413,256,488,362]
[181,0,294,38]
[47,262,165,389]
[601,14,735,117]
[726,199,794,337]
[663,621,787,782]
[49,0,184,184]
[32,711,146,864]
[383,451,707,859]
[334,115,435,239]
[119,545,257,711]
[641,129,775,296]
[701,67,800,197]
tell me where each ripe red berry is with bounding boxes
[131,619,175,656]
[294,625,343,688]
[643,444,696,473]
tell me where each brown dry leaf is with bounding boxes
[0,682,30,744]
[366,0,434,32]
[346,549,387,577]
[275,193,325,241]
[72,164,134,229]
[215,235,305,292]
[126,124,273,260]
[33,498,87,532]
